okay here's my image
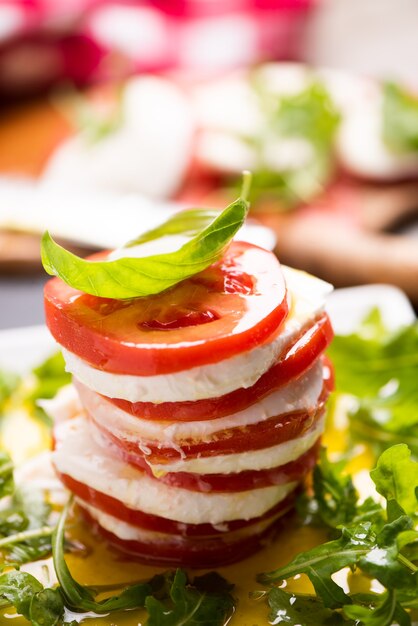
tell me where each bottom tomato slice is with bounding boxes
[58,471,296,537]
[79,500,294,568]
[105,439,320,493]
[108,314,333,422]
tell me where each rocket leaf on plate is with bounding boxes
[258,445,418,625]
[327,308,418,458]
[145,569,235,626]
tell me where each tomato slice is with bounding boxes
[58,470,295,537]
[79,501,294,568]
[44,242,288,376]
[103,440,320,493]
[108,315,333,421]
[90,399,327,465]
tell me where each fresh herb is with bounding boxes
[382,82,418,153]
[146,569,235,626]
[248,79,340,208]
[0,371,20,413]
[0,498,235,624]
[298,447,382,530]
[327,308,418,458]
[0,453,55,565]
[74,86,124,145]
[267,587,351,625]
[53,499,150,613]
[0,570,63,626]
[41,173,251,299]
[258,445,418,625]
[0,351,70,428]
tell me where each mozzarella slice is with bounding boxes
[53,418,297,525]
[61,267,333,403]
[77,498,286,543]
[143,415,325,475]
[77,359,324,444]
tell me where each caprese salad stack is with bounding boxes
[45,241,334,567]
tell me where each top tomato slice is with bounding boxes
[44,241,288,376]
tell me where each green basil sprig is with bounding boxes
[41,173,251,299]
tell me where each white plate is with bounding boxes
[0,284,415,375]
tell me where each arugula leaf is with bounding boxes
[258,523,375,608]
[382,82,418,153]
[41,176,251,299]
[145,569,235,626]
[258,445,418,624]
[53,500,151,613]
[298,447,383,530]
[0,451,14,499]
[267,587,350,625]
[327,308,418,458]
[371,444,418,517]
[0,371,20,412]
[344,590,411,626]
[0,570,63,626]
[29,352,71,405]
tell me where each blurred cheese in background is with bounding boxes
[43,76,194,199]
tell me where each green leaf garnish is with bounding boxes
[267,587,350,625]
[382,82,418,153]
[41,174,251,299]
[298,446,382,530]
[145,569,235,626]
[53,499,151,613]
[247,78,340,207]
[257,445,418,625]
[0,570,63,626]
[327,308,418,458]
[370,444,418,517]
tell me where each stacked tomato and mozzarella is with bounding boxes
[44,241,333,567]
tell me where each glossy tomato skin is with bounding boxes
[99,440,320,493]
[44,242,288,376]
[79,502,294,568]
[58,469,296,537]
[89,399,326,466]
[108,315,333,421]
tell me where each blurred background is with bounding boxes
[0,0,417,328]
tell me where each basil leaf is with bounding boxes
[125,209,221,248]
[41,195,249,299]
[382,82,418,153]
[267,587,350,625]
[145,569,235,626]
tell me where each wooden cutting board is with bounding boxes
[0,98,72,272]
